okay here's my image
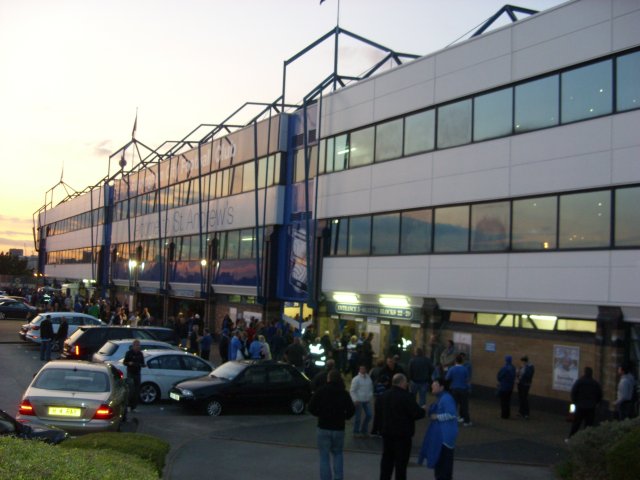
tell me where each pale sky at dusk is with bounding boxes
[0,0,566,255]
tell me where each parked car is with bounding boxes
[0,408,67,444]
[92,339,181,364]
[114,350,213,404]
[143,327,180,346]
[61,326,158,361]
[0,299,38,320]
[169,360,312,416]
[20,312,104,350]
[16,360,128,434]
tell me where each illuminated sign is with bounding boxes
[331,303,417,322]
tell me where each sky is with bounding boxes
[0,0,567,256]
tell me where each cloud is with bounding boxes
[0,230,33,238]
[92,139,114,157]
[0,214,32,225]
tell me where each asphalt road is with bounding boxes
[0,320,560,480]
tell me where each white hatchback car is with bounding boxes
[21,312,104,350]
[115,350,213,404]
[92,339,182,364]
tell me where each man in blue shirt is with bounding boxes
[445,354,471,426]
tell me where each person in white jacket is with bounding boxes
[350,365,374,436]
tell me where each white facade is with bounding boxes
[318,0,640,321]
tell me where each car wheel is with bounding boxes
[0,312,5,320]
[139,382,160,404]
[205,399,222,416]
[51,342,60,353]
[290,397,305,415]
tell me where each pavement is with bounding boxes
[1,323,569,479]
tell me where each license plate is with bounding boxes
[169,392,181,401]
[48,407,81,417]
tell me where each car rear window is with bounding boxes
[34,368,109,393]
[67,328,88,343]
[97,341,118,356]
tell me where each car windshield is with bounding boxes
[97,342,118,356]
[30,315,44,324]
[33,368,110,393]
[210,362,246,380]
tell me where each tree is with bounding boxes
[0,252,32,275]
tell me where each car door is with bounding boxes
[144,354,187,399]
[229,365,269,407]
[266,365,298,406]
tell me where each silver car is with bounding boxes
[92,339,181,364]
[17,360,128,434]
[115,350,213,404]
[21,312,104,350]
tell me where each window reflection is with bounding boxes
[559,191,610,248]
[330,219,348,256]
[512,196,557,250]
[616,51,640,112]
[348,216,371,255]
[334,135,348,172]
[404,109,435,155]
[434,205,469,252]
[372,213,400,255]
[470,202,510,251]
[349,127,374,168]
[437,99,472,149]
[375,119,403,162]
[474,88,513,141]
[401,209,432,254]
[561,60,612,123]
[615,187,640,246]
[515,75,559,132]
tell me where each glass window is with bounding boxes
[221,169,230,197]
[470,201,510,251]
[375,119,403,162]
[561,60,612,123]
[294,149,306,183]
[325,137,335,173]
[230,166,243,194]
[349,127,374,168]
[225,230,240,259]
[404,109,435,155]
[400,209,432,254]
[242,161,255,192]
[515,75,559,132]
[617,51,640,112]
[434,205,469,252]
[318,139,327,174]
[348,216,371,255]
[334,134,348,171]
[474,87,513,141]
[615,187,640,247]
[371,213,400,255]
[512,196,557,250]
[272,154,281,185]
[308,145,318,179]
[559,190,610,248]
[437,99,472,149]
[330,219,348,256]
[239,228,254,259]
[257,158,268,189]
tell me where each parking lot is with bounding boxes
[0,320,561,480]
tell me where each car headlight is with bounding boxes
[179,389,194,397]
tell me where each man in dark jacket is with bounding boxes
[56,316,69,358]
[123,340,146,412]
[379,373,426,480]
[39,315,54,362]
[497,355,516,419]
[308,369,355,480]
[408,347,434,407]
[568,366,602,439]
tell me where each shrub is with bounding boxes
[0,436,157,480]
[605,426,640,480]
[60,432,170,475]
[566,417,640,480]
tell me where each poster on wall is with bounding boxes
[453,332,472,357]
[552,345,580,391]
